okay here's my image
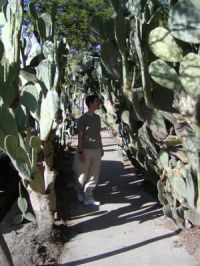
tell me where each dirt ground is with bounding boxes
[1,150,74,266]
[164,218,200,262]
[2,143,200,265]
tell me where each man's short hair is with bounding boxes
[85,95,99,108]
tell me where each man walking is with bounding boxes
[73,95,103,206]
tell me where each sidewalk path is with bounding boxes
[59,130,197,266]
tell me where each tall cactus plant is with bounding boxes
[88,0,200,228]
[0,0,68,232]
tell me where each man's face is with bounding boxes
[92,98,101,110]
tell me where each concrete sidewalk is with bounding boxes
[59,130,197,266]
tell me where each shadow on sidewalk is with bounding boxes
[64,160,163,240]
[54,229,181,266]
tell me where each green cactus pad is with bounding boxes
[180,53,200,99]
[163,204,173,219]
[29,2,38,20]
[22,83,40,119]
[43,41,55,62]
[0,65,4,83]
[158,150,169,171]
[111,0,121,13]
[18,196,28,213]
[138,125,158,158]
[158,192,168,206]
[114,13,127,53]
[132,88,144,121]
[104,18,115,42]
[149,59,182,92]
[121,110,130,127]
[184,209,200,226]
[23,212,36,222]
[0,82,16,107]
[163,135,182,147]
[148,27,183,62]
[5,135,18,159]
[191,0,200,9]
[126,0,144,19]
[169,173,187,199]
[146,110,168,141]
[15,105,29,132]
[0,128,6,151]
[184,167,195,209]
[14,147,32,181]
[0,40,4,61]
[29,170,45,194]
[40,13,53,39]
[39,90,59,141]
[101,41,121,79]
[7,62,19,83]
[36,59,54,91]
[152,85,178,113]
[0,105,18,140]
[13,214,23,224]
[90,15,105,41]
[29,136,42,149]
[169,0,200,43]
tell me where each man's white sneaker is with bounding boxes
[84,199,100,206]
[77,192,84,202]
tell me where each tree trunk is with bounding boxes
[28,189,54,233]
[0,230,14,266]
